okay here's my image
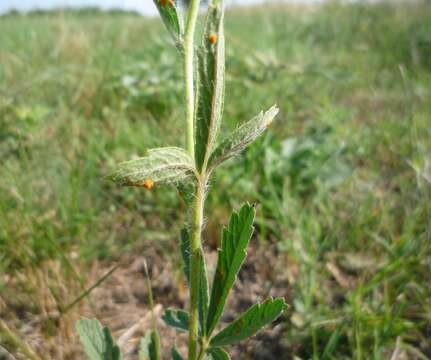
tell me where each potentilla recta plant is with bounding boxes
[75,0,287,358]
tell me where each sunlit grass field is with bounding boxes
[1,1,431,358]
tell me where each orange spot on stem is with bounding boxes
[143,179,154,189]
[209,34,218,44]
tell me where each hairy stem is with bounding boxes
[189,179,206,360]
[183,0,203,358]
[184,0,201,158]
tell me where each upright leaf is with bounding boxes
[107,147,196,187]
[162,309,190,332]
[180,228,191,283]
[206,203,256,336]
[207,347,230,360]
[171,348,184,360]
[153,0,183,48]
[210,297,287,347]
[194,1,225,171]
[208,106,279,170]
[139,330,161,360]
[76,319,122,360]
[197,248,209,334]
[181,229,209,334]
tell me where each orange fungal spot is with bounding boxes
[209,34,218,44]
[143,179,154,189]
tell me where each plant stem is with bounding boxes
[189,178,206,360]
[184,0,204,358]
[184,0,201,158]
[196,339,209,360]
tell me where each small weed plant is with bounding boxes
[75,0,286,358]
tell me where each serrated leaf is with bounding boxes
[162,309,189,332]
[206,203,256,336]
[153,0,183,48]
[210,297,287,347]
[171,347,184,360]
[76,319,123,360]
[107,147,196,187]
[207,347,230,360]
[208,106,279,170]
[194,1,225,171]
[139,330,161,360]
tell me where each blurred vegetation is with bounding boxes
[1,1,431,358]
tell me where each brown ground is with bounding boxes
[1,244,291,360]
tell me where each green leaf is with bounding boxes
[76,319,122,360]
[322,324,344,359]
[197,248,210,334]
[206,203,256,336]
[208,106,279,170]
[194,1,225,171]
[139,330,161,360]
[181,229,209,334]
[107,147,196,187]
[171,347,184,360]
[180,228,191,283]
[162,309,189,332]
[210,297,287,347]
[153,0,183,48]
[207,347,230,360]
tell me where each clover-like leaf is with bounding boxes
[139,330,161,360]
[207,347,230,360]
[208,106,279,170]
[107,147,196,187]
[153,0,183,49]
[206,203,255,336]
[162,309,189,332]
[76,319,122,360]
[210,297,287,347]
[194,1,225,171]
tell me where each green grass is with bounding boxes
[1,1,431,358]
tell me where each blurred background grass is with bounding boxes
[1,1,431,358]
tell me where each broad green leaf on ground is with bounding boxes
[171,347,184,360]
[162,309,189,332]
[208,106,279,170]
[76,319,122,360]
[206,203,255,336]
[139,330,161,360]
[210,297,287,347]
[107,147,196,187]
[152,0,183,48]
[194,1,225,171]
[207,347,230,360]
